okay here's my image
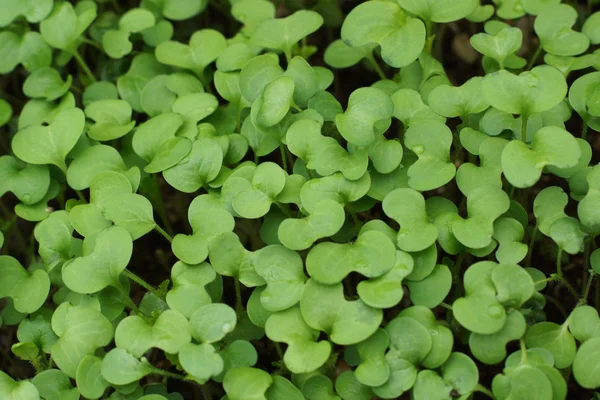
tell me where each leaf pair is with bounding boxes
[70,171,155,239]
[453,261,534,335]
[103,8,156,59]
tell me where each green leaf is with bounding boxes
[0,256,50,314]
[470,26,522,69]
[335,87,393,147]
[0,371,39,400]
[534,4,590,56]
[32,369,78,400]
[12,107,85,173]
[85,100,135,141]
[172,207,234,265]
[428,77,489,118]
[101,348,154,385]
[469,310,526,365]
[452,185,510,249]
[583,12,600,45]
[166,261,217,318]
[404,121,455,191]
[251,10,323,59]
[573,337,600,389]
[254,246,306,312]
[396,0,478,23]
[180,343,224,383]
[67,144,139,190]
[341,1,425,68]
[115,309,191,357]
[52,305,114,377]
[578,165,600,234]
[231,0,275,35]
[550,217,587,254]
[0,155,50,205]
[405,264,452,308]
[533,186,569,236]
[22,67,71,102]
[482,66,568,117]
[300,279,382,345]
[208,232,265,287]
[493,218,528,264]
[287,119,368,180]
[278,199,344,251]
[356,251,413,309]
[223,367,273,400]
[189,303,237,343]
[40,2,97,51]
[76,355,109,400]
[352,329,390,387]
[383,188,438,252]
[335,371,373,400]
[502,126,581,188]
[307,230,396,284]
[324,40,375,69]
[568,306,600,343]
[62,226,132,294]
[265,306,331,373]
[155,29,227,76]
[526,322,577,369]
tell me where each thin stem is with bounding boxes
[580,273,595,305]
[545,294,569,319]
[72,50,97,83]
[556,248,563,277]
[439,302,453,310]
[114,282,143,314]
[75,190,86,202]
[475,384,495,399]
[234,278,244,314]
[526,225,538,268]
[534,276,556,286]
[555,248,580,299]
[151,368,190,382]
[80,37,103,51]
[201,385,213,400]
[526,44,543,70]
[520,114,528,142]
[154,224,173,243]
[582,122,589,141]
[366,55,386,80]
[520,338,528,365]
[122,269,161,298]
[279,144,289,173]
[274,342,284,359]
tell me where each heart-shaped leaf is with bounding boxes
[341,1,425,68]
[265,306,331,374]
[12,107,85,173]
[0,256,50,314]
[62,226,133,294]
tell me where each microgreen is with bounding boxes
[1,1,600,399]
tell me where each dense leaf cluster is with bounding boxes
[1,0,600,399]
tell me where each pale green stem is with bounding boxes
[123,269,161,298]
[580,273,596,305]
[526,44,543,70]
[154,224,173,243]
[475,384,495,399]
[234,278,244,314]
[366,54,386,80]
[520,338,528,365]
[279,144,289,173]
[521,114,528,142]
[72,50,97,83]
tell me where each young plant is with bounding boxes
[1,0,600,400]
